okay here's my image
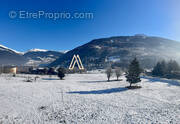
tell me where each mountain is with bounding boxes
[49,35,180,69]
[23,49,64,66]
[0,45,64,66]
[0,45,27,65]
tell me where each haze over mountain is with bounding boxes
[1,35,180,68]
[0,45,27,65]
[0,45,64,66]
[24,49,64,66]
[49,35,180,69]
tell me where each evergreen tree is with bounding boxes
[48,67,55,77]
[167,60,180,74]
[152,60,180,79]
[152,60,167,77]
[57,67,66,80]
[126,58,141,87]
[152,62,161,76]
[160,60,167,76]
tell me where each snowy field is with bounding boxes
[0,73,180,124]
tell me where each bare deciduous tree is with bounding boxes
[106,67,113,82]
[115,67,122,81]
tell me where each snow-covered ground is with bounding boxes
[0,73,180,124]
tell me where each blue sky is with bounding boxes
[0,0,180,52]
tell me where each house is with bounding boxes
[0,66,17,74]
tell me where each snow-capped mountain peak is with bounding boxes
[0,44,23,55]
[28,48,48,52]
[0,44,65,66]
[59,50,69,53]
[0,44,27,65]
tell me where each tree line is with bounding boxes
[106,58,180,88]
[152,60,180,79]
[29,67,66,80]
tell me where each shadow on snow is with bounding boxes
[78,79,123,83]
[142,76,180,87]
[42,78,59,80]
[68,87,128,94]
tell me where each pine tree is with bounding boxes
[48,67,55,78]
[57,67,66,80]
[160,60,167,76]
[152,62,161,76]
[152,60,180,79]
[167,60,180,74]
[126,58,141,87]
[152,60,167,77]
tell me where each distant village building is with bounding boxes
[0,65,57,75]
[17,66,33,74]
[10,67,17,74]
[0,66,34,74]
[0,66,17,74]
